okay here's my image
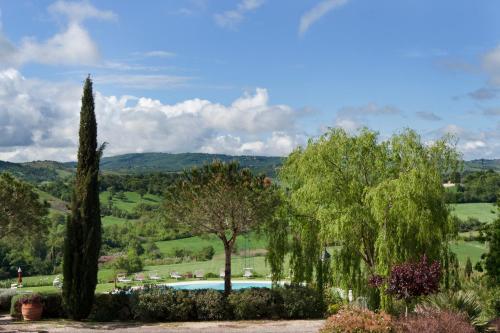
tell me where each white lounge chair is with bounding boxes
[117,274,132,283]
[243,268,253,278]
[134,273,145,282]
[194,270,204,279]
[170,271,182,280]
[219,269,225,278]
[149,272,162,281]
[53,276,63,288]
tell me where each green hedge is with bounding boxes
[10,293,65,319]
[9,285,325,322]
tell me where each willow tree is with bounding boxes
[63,76,105,320]
[163,161,279,295]
[274,128,459,310]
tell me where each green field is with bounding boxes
[450,240,487,265]
[100,191,161,213]
[450,203,497,223]
[155,233,268,257]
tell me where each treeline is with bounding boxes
[446,170,500,203]
[38,172,179,202]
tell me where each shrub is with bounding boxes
[193,289,227,320]
[132,287,195,322]
[395,309,475,333]
[10,293,65,320]
[278,285,325,319]
[416,291,487,330]
[0,289,17,311]
[205,272,218,279]
[89,293,134,321]
[228,288,284,320]
[195,246,215,261]
[114,251,143,274]
[320,307,393,333]
[40,293,65,318]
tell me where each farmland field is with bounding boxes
[450,202,497,223]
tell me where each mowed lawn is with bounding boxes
[450,240,487,265]
[99,191,161,213]
[450,203,498,223]
[99,191,161,226]
[155,233,268,257]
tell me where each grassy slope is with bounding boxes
[99,191,161,212]
[450,203,498,223]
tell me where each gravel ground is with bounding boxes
[0,319,325,333]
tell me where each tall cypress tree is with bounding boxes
[63,76,105,320]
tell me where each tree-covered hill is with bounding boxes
[464,159,500,172]
[1,153,498,184]
[65,152,283,176]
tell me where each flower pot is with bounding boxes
[21,303,43,321]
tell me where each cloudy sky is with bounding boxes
[0,0,499,162]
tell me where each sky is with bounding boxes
[0,0,499,162]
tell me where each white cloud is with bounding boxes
[48,0,116,23]
[334,103,402,131]
[200,132,304,156]
[299,0,349,37]
[214,0,265,29]
[141,50,176,58]
[432,124,500,159]
[416,111,442,121]
[95,74,192,89]
[483,44,500,86]
[0,1,116,68]
[0,69,305,162]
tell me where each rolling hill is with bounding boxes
[1,153,498,183]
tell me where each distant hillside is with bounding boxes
[2,153,498,183]
[463,159,500,172]
[64,152,283,176]
[0,160,60,182]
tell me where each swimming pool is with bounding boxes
[165,280,273,290]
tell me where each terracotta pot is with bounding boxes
[21,303,43,321]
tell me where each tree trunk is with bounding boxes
[224,243,232,295]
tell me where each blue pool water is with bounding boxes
[168,281,272,290]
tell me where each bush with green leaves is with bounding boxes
[10,293,65,319]
[114,250,143,274]
[195,246,215,261]
[89,293,134,321]
[132,287,194,322]
[228,288,284,319]
[0,289,17,311]
[193,289,227,320]
[278,285,325,319]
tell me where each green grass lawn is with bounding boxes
[100,191,161,213]
[155,233,268,257]
[102,215,133,226]
[450,203,498,223]
[450,240,487,265]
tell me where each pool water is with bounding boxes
[167,281,272,290]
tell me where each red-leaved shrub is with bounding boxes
[320,307,393,333]
[395,309,475,333]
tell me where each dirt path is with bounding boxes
[0,319,325,333]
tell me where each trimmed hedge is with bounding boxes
[9,285,324,322]
[228,288,284,319]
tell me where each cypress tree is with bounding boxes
[465,257,472,280]
[63,76,105,320]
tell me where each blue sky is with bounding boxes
[0,0,499,161]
